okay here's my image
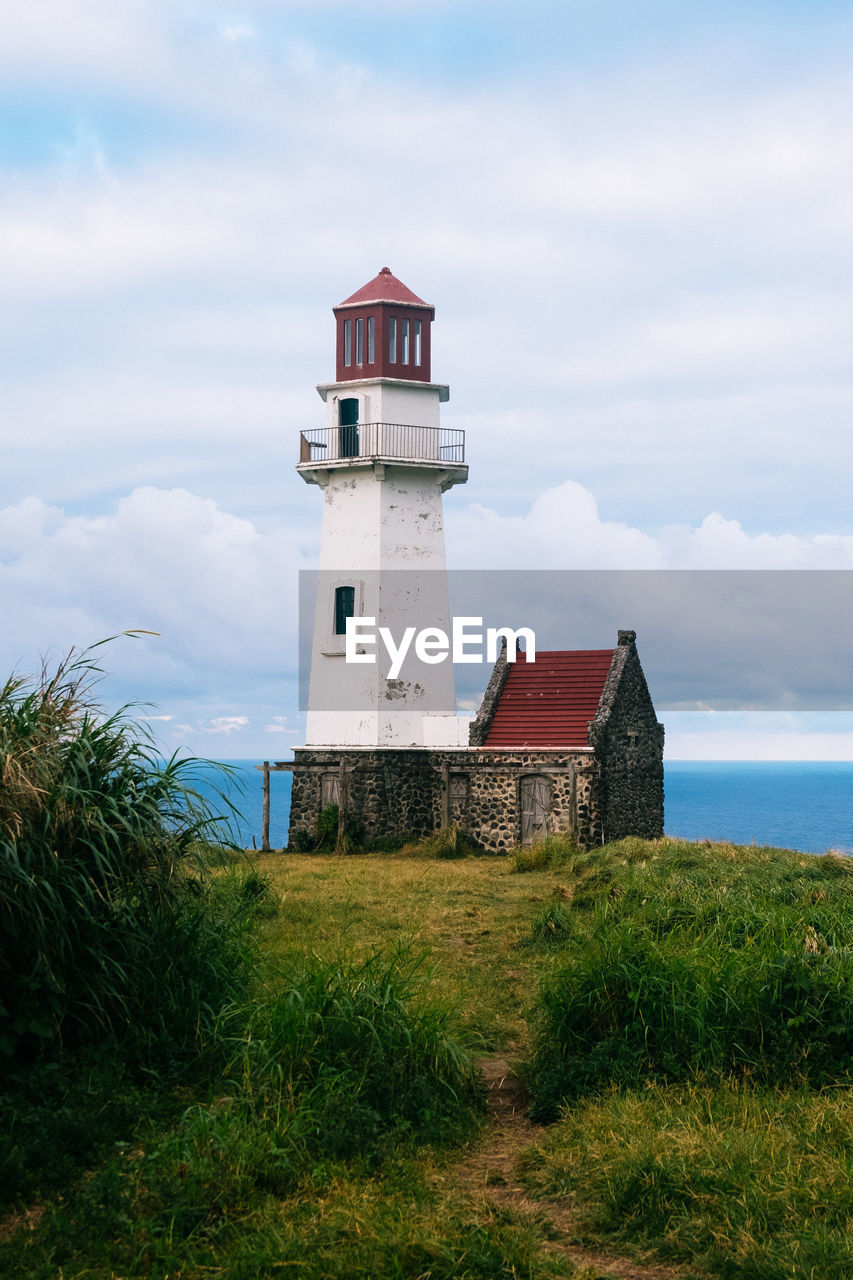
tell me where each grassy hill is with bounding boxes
[5,825,853,1278]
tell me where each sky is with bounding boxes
[2,0,853,760]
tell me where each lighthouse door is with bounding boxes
[338,398,359,458]
[520,776,549,845]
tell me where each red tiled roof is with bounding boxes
[483,649,614,748]
[338,266,430,309]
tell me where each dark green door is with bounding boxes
[339,398,359,457]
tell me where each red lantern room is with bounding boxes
[333,267,435,383]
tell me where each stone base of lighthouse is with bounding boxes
[287,746,606,853]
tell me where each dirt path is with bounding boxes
[448,1057,690,1280]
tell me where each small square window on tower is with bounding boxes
[334,585,355,636]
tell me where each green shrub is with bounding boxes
[363,832,414,853]
[316,801,340,847]
[528,839,853,1115]
[524,1081,853,1280]
[398,825,482,860]
[528,895,573,946]
[0,642,252,1058]
[230,947,482,1155]
[292,804,365,854]
[510,832,579,873]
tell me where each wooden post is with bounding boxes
[441,761,450,829]
[261,761,271,852]
[337,760,348,848]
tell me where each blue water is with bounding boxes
[192,759,853,856]
[664,761,853,855]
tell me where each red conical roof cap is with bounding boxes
[338,266,431,309]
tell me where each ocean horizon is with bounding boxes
[189,759,852,856]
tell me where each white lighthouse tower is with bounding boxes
[298,267,468,748]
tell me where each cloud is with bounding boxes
[664,712,853,762]
[1,7,852,536]
[222,24,256,44]
[206,716,249,734]
[2,473,852,759]
[3,3,853,763]
[0,486,305,720]
[447,480,853,571]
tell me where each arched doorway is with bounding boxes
[338,397,359,458]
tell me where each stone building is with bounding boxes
[287,629,664,852]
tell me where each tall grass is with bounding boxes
[0,641,248,1058]
[1,947,486,1275]
[523,1080,853,1279]
[528,838,853,1114]
[231,947,481,1156]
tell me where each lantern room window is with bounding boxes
[388,316,397,363]
[367,316,375,364]
[355,317,363,365]
[401,318,409,364]
[343,320,352,367]
[414,319,422,366]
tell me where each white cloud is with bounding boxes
[3,2,853,767]
[0,486,304,706]
[665,712,853,762]
[448,479,853,570]
[222,24,255,43]
[0,0,160,78]
[206,716,249,734]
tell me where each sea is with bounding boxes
[193,759,853,856]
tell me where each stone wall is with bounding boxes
[289,746,603,852]
[588,630,665,840]
[467,637,513,746]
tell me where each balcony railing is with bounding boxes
[298,422,465,467]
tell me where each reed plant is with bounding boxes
[0,641,248,1058]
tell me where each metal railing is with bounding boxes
[298,422,465,466]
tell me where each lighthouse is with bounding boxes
[298,267,468,748]
[284,269,664,853]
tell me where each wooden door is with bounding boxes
[520,775,549,845]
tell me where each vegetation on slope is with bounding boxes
[0,641,262,1060]
[4,668,853,1280]
[0,649,491,1279]
[525,837,853,1115]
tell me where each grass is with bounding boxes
[0,640,251,1058]
[520,1081,853,1279]
[254,851,555,1050]
[525,837,853,1114]
[5,752,853,1280]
